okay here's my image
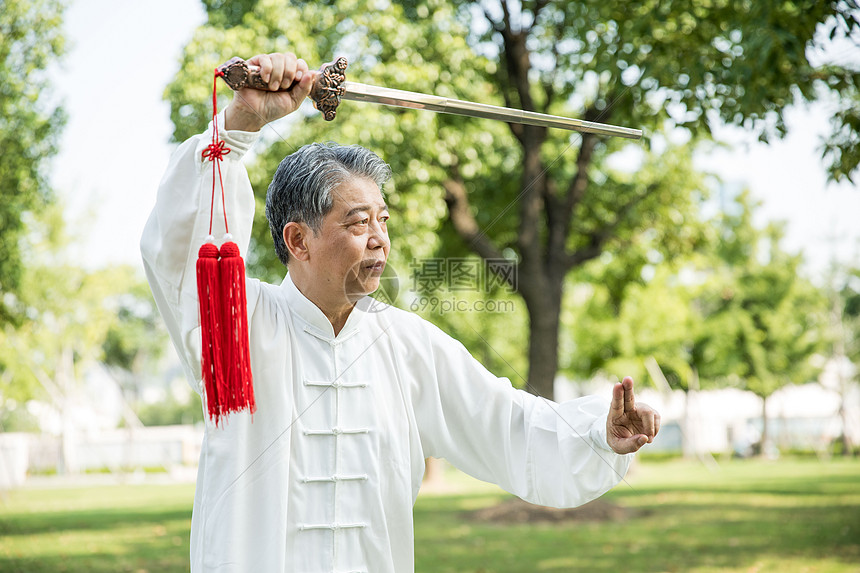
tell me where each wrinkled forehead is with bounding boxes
[328,175,386,215]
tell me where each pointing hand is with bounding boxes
[606,376,661,454]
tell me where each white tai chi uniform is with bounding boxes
[140,113,632,573]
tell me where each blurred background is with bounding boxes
[1,0,858,571]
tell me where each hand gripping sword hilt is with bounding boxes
[216,56,349,121]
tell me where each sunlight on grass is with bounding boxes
[1,459,857,572]
[0,483,195,573]
[413,458,860,573]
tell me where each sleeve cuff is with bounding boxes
[208,110,261,159]
[588,413,615,453]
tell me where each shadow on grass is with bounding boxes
[0,544,190,573]
[2,462,857,573]
[0,507,192,537]
[413,473,860,573]
[0,506,192,573]
[617,472,860,498]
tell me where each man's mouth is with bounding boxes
[363,260,386,274]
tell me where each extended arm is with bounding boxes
[411,323,655,509]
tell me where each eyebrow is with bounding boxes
[344,203,389,219]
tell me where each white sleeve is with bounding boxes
[412,322,632,508]
[139,112,260,393]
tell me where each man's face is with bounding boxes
[306,176,390,302]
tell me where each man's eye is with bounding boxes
[380,215,390,223]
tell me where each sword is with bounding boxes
[217,57,643,140]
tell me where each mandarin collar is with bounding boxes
[280,273,368,342]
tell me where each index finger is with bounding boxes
[609,382,624,417]
[247,53,273,83]
[623,376,635,413]
[295,58,309,79]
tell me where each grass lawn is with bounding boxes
[0,458,857,572]
[0,482,195,572]
[414,458,860,572]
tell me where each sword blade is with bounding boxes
[340,81,643,140]
[217,57,643,139]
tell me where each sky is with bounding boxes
[52,0,206,269]
[52,0,860,281]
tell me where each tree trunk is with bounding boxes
[58,345,78,475]
[682,389,694,459]
[758,395,769,457]
[839,407,852,456]
[837,360,853,456]
[523,281,562,400]
[423,457,444,488]
[683,367,703,459]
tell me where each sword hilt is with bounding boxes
[217,56,348,121]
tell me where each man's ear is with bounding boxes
[283,222,311,262]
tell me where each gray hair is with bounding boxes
[265,142,392,267]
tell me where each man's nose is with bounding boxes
[368,222,390,249]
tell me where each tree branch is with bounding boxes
[498,2,535,112]
[533,0,551,22]
[481,5,524,142]
[482,4,503,33]
[501,87,526,143]
[500,0,513,32]
[566,133,596,203]
[517,138,549,276]
[559,128,597,245]
[542,65,557,113]
[565,183,659,269]
[544,176,564,261]
[538,2,559,113]
[442,165,517,291]
[521,0,550,30]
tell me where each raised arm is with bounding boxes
[140,52,312,390]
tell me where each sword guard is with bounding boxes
[217,56,348,122]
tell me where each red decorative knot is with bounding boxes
[202,140,231,162]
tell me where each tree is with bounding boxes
[573,260,726,457]
[0,204,161,468]
[571,189,829,454]
[565,145,711,389]
[0,0,66,325]
[100,278,170,424]
[441,0,857,399]
[830,265,860,455]
[166,0,858,400]
[696,191,829,452]
[569,261,700,387]
[565,150,713,457]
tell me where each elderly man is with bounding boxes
[141,52,659,573]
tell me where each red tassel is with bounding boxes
[195,67,255,426]
[218,240,255,417]
[197,242,225,424]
